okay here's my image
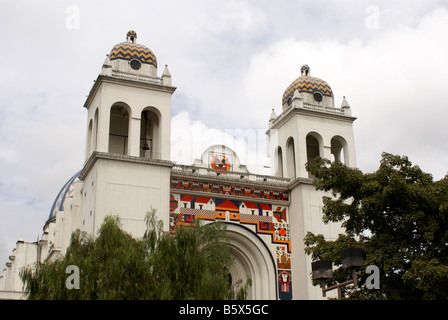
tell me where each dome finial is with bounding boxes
[126,30,137,43]
[300,64,310,77]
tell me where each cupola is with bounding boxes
[282,65,334,108]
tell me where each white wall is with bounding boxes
[81,155,172,238]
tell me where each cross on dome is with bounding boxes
[126,30,137,43]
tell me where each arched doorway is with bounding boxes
[225,223,277,300]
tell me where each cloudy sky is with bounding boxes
[1,0,447,268]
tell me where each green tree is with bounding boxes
[304,153,448,299]
[20,209,250,300]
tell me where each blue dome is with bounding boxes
[48,171,82,221]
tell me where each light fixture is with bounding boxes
[311,247,364,299]
[341,247,364,269]
[311,260,333,281]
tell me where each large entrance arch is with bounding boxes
[224,223,277,300]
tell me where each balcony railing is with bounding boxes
[170,164,290,187]
[111,69,163,84]
[302,102,346,115]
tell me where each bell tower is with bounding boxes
[267,64,357,299]
[80,31,176,238]
[267,64,356,179]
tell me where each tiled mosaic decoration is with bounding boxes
[282,75,333,105]
[278,270,292,300]
[109,42,157,67]
[170,179,289,201]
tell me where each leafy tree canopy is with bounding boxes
[304,152,448,299]
[21,209,250,300]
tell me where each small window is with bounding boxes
[313,92,323,102]
[130,59,141,70]
[287,97,292,106]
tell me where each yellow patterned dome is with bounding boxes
[282,65,333,105]
[109,31,157,68]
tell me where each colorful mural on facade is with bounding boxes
[278,270,293,300]
[169,188,293,300]
[209,151,232,171]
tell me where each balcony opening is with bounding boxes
[108,104,130,155]
[140,108,161,159]
[306,133,321,178]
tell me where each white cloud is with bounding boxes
[171,111,270,174]
[239,7,448,179]
[213,0,267,36]
[169,6,448,179]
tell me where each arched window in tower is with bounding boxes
[306,133,321,178]
[126,30,137,44]
[108,104,130,155]
[140,108,161,159]
[331,136,347,164]
[286,137,296,179]
[275,147,284,177]
[86,119,93,157]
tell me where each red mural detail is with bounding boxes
[170,179,289,202]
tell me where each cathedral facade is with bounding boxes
[0,31,357,300]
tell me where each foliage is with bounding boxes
[305,152,448,299]
[20,209,250,300]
